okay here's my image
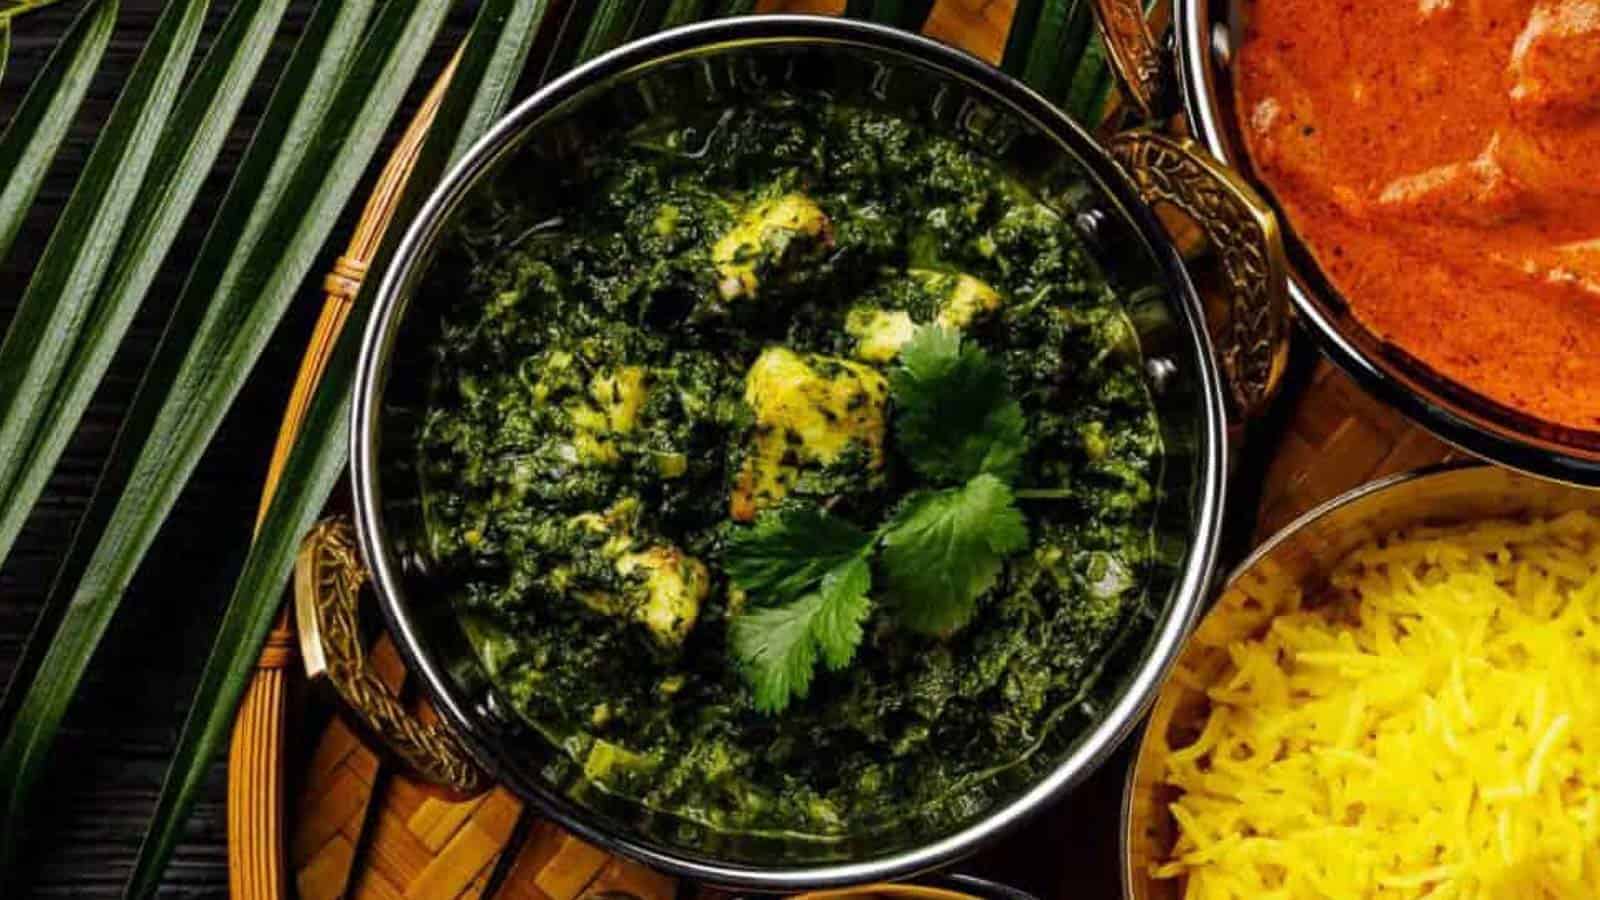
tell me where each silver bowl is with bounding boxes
[307,14,1285,890]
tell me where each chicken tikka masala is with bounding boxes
[1238,0,1600,430]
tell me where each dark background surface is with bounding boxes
[0,3,1177,896]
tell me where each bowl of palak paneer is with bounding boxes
[348,16,1231,889]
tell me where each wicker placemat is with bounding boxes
[1255,360,1458,539]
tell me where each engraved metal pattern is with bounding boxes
[296,517,488,795]
[1090,0,1166,119]
[1110,131,1289,418]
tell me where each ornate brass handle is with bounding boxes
[295,516,489,796]
[1110,131,1289,419]
[1088,0,1168,120]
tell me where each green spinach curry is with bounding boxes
[417,95,1161,838]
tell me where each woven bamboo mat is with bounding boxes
[273,1,1463,897]
[1254,360,1459,539]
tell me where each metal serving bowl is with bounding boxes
[1089,0,1600,482]
[303,14,1287,890]
[1121,462,1600,898]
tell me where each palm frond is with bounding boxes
[1002,0,1096,104]
[0,0,375,736]
[0,0,66,24]
[539,0,650,82]
[0,0,454,877]
[535,0,584,84]
[0,0,214,872]
[0,0,115,262]
[1063,32,1112,123]
[577,0,662,62]
[120,4,555,890]
[0,0,204,546]
[718,0,758,13]
[661,0,711,28]
[0,0,295,612]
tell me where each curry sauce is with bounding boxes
[415,97,1162,837]
[1237,0,1600,430]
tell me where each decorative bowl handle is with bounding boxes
[294,516,490,796]
[1088,0,1170,120]
[1109,130,1290,421]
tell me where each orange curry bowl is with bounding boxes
[1122,0,1600,483]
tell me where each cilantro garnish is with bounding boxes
[725,505,874,601]
[726,326,1032,713]
[891,327,1027,484]
[728,556,871,713]
[879,475,1030,634]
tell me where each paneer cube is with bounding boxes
[613,546,708,648]
[567,366,649,465]
[844,272,1003,364]
[588,366,648,433]
[571,502,707,649]
[935,272,1003,329]
[731,347,888,521]
[845,307,917,363]
[712,193,830,301]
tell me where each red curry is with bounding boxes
[1237,0,1600,430]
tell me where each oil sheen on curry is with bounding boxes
[417,96,1160,837]
[1237,0,1600,429]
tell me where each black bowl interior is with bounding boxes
[1178,0,1600,483]
[362,22,1225,881]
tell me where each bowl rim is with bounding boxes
[349,14,1230,890]
[1173,0,1600,486]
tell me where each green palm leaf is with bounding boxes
[844,0,935,30]
[1063,31,1112,123]
[0,0,66,23]
[1,24,8,87]
[0,0,294,598]
[0,0,206,539]
[662,0,711,27]
[583,0,669,59]
[0,0,375,733]
[0,0,454,877]
[120,7,556,892]
[0,0,214,875]
[1002,0,1095,104]
[540,0,653,82]
[0,0,114,269]
[718,0,759,13]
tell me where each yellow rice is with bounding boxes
[1156,510,1600,899]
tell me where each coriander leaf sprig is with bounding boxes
[724,505,875,601]
[728,557,871,713]
[726,327,1033,714]
[879,474,1030,635]
[891,327,1028,484]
